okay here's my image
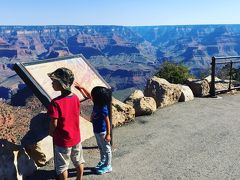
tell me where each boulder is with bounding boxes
[185,78,210,97]
[179,85,194,102]
[124,90,144,101]
[204,75,222,83]
[112,98,135,127]
[204,75,240,89]
[124,90,156,116]
[0,140,37,180]
[134,97,156,116]
[215,82,232,91]
[16,149,37,178]
[144,76,182,108]
[204,75,232,91]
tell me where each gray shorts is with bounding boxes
[54,142,85,175]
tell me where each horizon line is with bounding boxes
[1,23,240,27]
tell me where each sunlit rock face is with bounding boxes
[112,97,135,126]
[178,85,194,102]
[186,79,210,97]
[144,76,182,108]
[124,90,157,116]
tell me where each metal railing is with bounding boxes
[210,56,240,97]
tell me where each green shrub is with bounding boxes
[155,62,193,84]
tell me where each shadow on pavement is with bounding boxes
[26,167,97,179]
[83,146,98,150]
[69,167,97,176]
[26,170,56,180]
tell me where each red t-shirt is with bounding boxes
[47,94,81,147]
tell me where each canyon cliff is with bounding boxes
[1,24,240,101]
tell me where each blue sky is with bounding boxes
[1,0,240,26]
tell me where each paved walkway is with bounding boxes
[29,93,240,180]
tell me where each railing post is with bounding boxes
[228,61,233,91]
[210,56,216,97]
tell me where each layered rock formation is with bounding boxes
[2,24,240,101]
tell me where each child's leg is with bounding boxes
[70,142,85,180]
[102,136,112,166]
[54,145,71,179]
[94,132,112,174]
[96,132,112,166]
[95,133,106,163]
[76,163,84,180]
[59,170,68,180]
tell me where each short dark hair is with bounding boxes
[91,86,112,107]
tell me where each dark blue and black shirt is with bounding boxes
[92,105,109,133]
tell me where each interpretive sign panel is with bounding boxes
[13,55,111,121]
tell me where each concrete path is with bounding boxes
[28,93,240,180]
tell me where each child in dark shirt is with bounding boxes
[75,83,112,175]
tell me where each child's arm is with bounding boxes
[104,116,111,143]
[74,82,92,100]
[49,118,58,137]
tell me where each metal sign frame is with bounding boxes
[13,54,110,108]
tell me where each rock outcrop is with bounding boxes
[144,76,182,108]
[186,79,210,97]
[0,96,48,179]
[179,85,194,102]
[124,89,144,100]
[0,140,38,180]
[112,97,135,127]
[204,75,234,92]
[124,90,156,116]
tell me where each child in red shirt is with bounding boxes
[47,67,84,180]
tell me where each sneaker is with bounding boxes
[96,165,112,175]
[95,161,104,169]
